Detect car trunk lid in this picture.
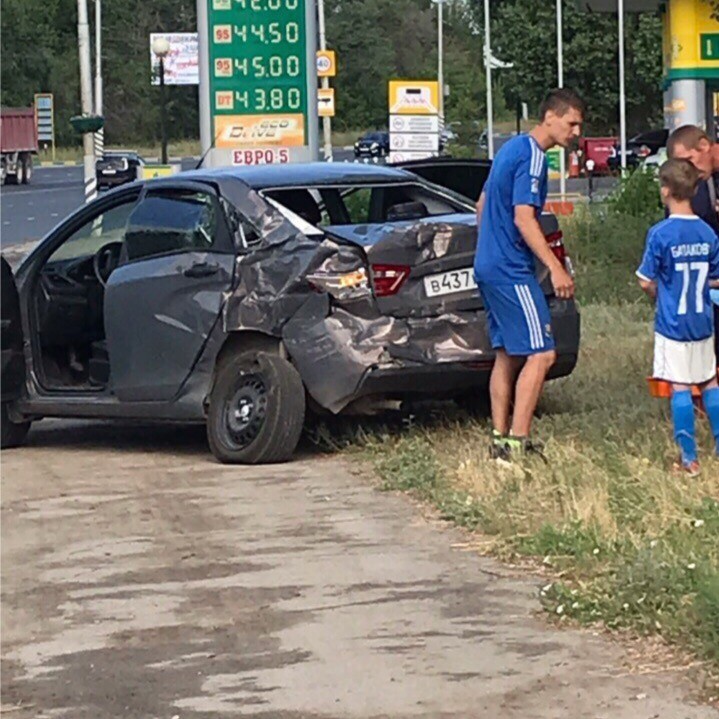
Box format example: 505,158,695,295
324,211,562,319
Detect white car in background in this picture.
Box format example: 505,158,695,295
642,146,667,171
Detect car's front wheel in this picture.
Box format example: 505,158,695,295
207,351,305,464
1,402,31,449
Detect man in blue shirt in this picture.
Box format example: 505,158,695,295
637,158,719,476
474,88,584,459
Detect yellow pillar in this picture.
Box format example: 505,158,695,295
663,0,719,135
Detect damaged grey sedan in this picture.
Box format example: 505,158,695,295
0,161,579,463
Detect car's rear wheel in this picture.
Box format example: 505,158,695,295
207,351,305,464
21,155,32,184
1,402,31,449
13,161,25,186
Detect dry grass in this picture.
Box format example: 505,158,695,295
367,303,719,677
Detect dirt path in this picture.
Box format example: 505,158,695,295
2,420,716,718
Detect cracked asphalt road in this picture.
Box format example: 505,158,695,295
2,420,716,718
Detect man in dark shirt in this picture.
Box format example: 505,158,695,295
667,125,719,234
667,125,719,358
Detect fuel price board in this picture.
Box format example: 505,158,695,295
198,0,318,166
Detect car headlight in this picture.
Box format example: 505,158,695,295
370,142,378,149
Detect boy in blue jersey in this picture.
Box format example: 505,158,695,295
637,159,719,476
474,88,584,459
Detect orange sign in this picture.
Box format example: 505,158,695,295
215,114,306,148
388,80,439,116
317,50,337,77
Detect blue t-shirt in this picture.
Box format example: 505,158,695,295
636,216,719,341
474,134,548,283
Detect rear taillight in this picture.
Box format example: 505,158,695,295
545,230,568,264
371,264,410,297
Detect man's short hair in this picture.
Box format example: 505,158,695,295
539,88,586,120
658,158,700,201
667,125,710,157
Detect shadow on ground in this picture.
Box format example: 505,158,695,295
20,399,490,462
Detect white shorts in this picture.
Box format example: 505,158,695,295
653,333,717,385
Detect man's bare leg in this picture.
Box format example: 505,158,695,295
510,350,556,437
489,350,521,435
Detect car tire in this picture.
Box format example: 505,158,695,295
21,155,31,184
13,161,24,186
207,351,305,464
1,402,31,449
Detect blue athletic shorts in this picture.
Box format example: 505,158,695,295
478,278,555,356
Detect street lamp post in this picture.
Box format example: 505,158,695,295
433,0,446,125
94,0,103,158
152,36,170,165
484,0,494,159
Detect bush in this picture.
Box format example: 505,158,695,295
606,167,663,220
561,205,656,305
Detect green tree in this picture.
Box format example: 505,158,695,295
488,0,663,134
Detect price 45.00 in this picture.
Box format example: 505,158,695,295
214,55,301,78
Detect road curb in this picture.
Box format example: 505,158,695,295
39,161,82,167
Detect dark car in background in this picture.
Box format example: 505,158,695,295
96,151,145,190
606,129,668,172
354,131,390,158
1,161,579,464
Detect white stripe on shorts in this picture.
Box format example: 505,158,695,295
521,285,544,349
515,284,543,350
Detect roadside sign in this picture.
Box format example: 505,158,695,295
389,133,439,152
141,164,180,180
388,81,439,116
233,148,290,165
388,80,440,163
318,88,335,117
390,114,439,134
317,50,336,77
150,33,199,85
197,0,319,167
388,151,435,163
34,93,55,156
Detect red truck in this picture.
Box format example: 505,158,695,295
1,107,38,185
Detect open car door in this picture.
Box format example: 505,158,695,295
1,256,25,403
391,157,491,204
1,254,32,448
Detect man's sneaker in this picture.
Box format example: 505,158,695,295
490,433,548,464
672,459,701,477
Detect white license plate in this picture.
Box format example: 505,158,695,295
423,268,477,298
102,169,117,175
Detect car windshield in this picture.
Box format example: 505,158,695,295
262,181,472,228
363,133,385,141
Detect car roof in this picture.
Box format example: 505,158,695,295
179,162,418,189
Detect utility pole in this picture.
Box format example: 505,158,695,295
437,0,444,126
483,0,494,159
618,0,627,170
77,0,96,202
317,0,332,161
94,0,104,159
557,0,566,197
